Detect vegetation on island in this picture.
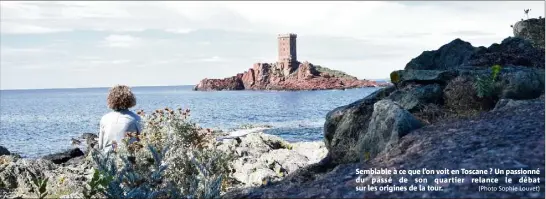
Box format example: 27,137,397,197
314,65,357,79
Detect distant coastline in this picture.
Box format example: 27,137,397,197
0,85,194,92
1,79,390,91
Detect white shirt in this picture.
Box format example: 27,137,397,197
98,110,142,153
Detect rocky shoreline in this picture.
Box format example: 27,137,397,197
0,132,326,198
224,97,545,198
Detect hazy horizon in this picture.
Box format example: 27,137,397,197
1,1,544,90
0,78,393,91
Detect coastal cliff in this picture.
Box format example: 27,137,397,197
194,61,382,91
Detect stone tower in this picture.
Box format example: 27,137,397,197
277,33,297,62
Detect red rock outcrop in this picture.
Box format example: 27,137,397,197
194,73,244,91
194,61,386,91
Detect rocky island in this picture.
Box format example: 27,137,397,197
194,34,385,91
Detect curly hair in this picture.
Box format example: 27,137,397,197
107,85,136,110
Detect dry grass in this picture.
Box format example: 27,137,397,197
443,76,496,115
413,103,482,126
412,103,448,125
0,155,16,166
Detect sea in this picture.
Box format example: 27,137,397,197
0,85,379,158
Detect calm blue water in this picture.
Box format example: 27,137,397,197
0,86,378,158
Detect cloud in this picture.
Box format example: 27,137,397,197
199,56,223,62
1,47,46,53
101,34,142,48
0,1,544,89
150,59,179,65
0,22,71,34
447,30,497,37
89,59,131,65
1,1,543,44
164,28,194,34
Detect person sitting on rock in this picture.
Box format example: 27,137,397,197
98,85,142,153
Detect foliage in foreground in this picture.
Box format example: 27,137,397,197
443,76,488,115
474,64,502,99
86,108,235,199
27,169,49,199
443,65,503,115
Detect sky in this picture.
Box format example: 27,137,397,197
1,1,544,90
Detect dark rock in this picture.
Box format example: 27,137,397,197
357,99,423,160
326,67,543,165
497,67,545,99
80,133,97,140
494,98,544,111
387,83,443,112
405,35,544,70
81,133,98,151
464,37,545,69
390,69,458,85
405,38,476,70
396,66,544,104
513,18,545,49
323,86,396,164
0,146,9,156
42,148,84,164
455,66,544,100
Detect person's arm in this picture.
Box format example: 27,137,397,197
134,114,143,134
134,121,141,134
98,119,105,150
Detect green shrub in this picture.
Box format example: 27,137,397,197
89,144,178,199
475,65,502,98
27,169,48,199
314,65,357,79
82,169,113,199
88,107,235,199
